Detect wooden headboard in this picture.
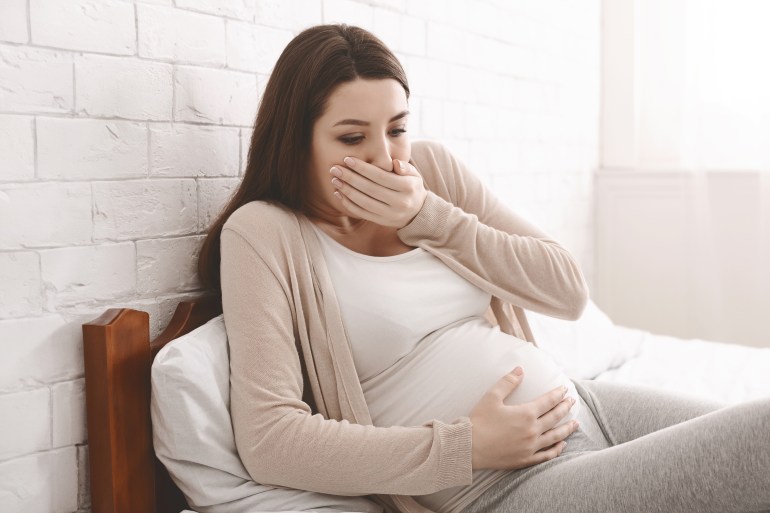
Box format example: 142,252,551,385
82,294,223,513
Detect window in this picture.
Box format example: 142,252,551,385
602,0,770,171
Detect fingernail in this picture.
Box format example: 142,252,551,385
573,421,580,429
513,367,523,376
333,191,342,200
331,177,342,188
569,397,576,405
344,156,355,166
399,159,406,170
330,166,342,177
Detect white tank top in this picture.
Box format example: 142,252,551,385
310,223,580,513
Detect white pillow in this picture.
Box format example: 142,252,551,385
525,299,646,380
150,314,384,513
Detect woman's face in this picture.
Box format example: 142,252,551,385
307,77,411,218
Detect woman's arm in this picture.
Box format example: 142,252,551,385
397,141,589,320
221,226,473,496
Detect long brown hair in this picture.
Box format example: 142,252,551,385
197,24,410,293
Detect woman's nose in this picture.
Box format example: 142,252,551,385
365,137,394,172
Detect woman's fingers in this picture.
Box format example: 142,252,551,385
529,439,568,466
537,396,576,431
331,167,399,206
340,156,406,191
333,190,380,222
531,385,570,418
329,156,426,229
537,418,578,452
333,179,390,217
391,157,422,177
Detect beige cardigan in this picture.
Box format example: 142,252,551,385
220,140,589,513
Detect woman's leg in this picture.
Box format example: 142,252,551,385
574,379,729,444
460,380,770,513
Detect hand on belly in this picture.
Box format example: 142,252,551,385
498,342,581,427
360,319,581,429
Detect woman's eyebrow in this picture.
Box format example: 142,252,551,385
333,110,409,127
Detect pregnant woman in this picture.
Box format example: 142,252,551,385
198,24,770,513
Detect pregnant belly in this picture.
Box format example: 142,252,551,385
361,317,581,428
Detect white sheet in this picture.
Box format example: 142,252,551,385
527,300,769,405
590,327,770,405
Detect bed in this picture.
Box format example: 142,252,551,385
81,295,770,513
82,295,221,513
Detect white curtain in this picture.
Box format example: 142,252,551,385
680,0,770,172
599,0,770,346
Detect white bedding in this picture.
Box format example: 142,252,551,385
527,301,770,405
590,327,770,405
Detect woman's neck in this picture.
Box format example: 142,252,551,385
306,204,384,236
303,196,375,237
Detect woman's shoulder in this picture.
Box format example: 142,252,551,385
222,200,300,243
409,139,462,198
410,139,454,169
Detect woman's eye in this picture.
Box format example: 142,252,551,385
338,128,407,145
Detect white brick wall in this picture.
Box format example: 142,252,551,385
0,46,74,113
0,0,29,44
0,447,78,513
0,183,93,248
76,54,174,119
138,4,227,65
38,118,149,179
0,1,599,511
30,0,136,55
0,115,35,181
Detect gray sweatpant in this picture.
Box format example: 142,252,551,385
459,379,770,513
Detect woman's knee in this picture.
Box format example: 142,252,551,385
736,396,770,434
712,397,770,469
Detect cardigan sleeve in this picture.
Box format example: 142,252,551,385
397,141,589,320
220,227,473,496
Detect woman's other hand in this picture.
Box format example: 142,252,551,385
468,367,580,471
329,156,428,229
